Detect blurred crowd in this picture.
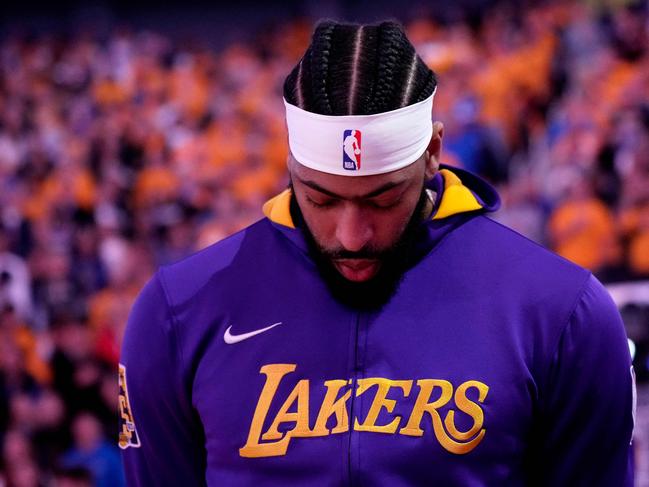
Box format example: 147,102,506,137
0,1,647,485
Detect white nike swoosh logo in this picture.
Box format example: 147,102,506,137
223,322,282,344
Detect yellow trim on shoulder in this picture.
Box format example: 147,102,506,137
432,169,483,220
262,189,296,229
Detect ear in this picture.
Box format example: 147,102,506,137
424,121,444,180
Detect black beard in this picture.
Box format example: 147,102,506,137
290,187,429,311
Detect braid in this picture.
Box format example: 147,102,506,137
366,22,405,114
413,68,438,103
309,21,336,115
283,59,301,107
283,19,437,116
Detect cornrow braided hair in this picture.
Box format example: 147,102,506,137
284,20,437,116
309,22,336,115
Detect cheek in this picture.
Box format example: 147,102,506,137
373,207,415,245
296,199,337,245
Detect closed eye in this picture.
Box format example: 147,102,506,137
306,195,337,208
368,199,400,209
366,190,405,209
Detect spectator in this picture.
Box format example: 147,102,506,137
0,229,33,324
60,412,125,487
548,173,621,273
2,429,42,487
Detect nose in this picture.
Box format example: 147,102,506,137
335,204,373,252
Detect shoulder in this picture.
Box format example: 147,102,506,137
563,273,626,346
157,218,273,307
447,215,590,285
430,215,596,335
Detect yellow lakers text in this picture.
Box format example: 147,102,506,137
240,364,489,458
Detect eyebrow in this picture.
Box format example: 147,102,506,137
295,176,406,200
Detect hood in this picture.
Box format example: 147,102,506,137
262,164,500,230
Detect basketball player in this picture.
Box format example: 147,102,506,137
120,20,635,485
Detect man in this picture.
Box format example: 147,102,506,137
120,20,635,485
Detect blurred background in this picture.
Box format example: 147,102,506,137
0,0,648,485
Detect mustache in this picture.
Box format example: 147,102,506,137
320,247,386,260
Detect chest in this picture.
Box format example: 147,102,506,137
187,282,541,486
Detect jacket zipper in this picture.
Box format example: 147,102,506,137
347,312,363,486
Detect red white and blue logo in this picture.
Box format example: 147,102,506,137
342,130,362,171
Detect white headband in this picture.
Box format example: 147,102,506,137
284,89,436,176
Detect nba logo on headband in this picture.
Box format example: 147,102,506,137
342,130,361,171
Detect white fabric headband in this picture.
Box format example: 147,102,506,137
284,88,436,176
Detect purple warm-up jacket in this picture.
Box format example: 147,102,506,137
120,166,634,486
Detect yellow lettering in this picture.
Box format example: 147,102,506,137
354,378,413,434
400,379,453,437
444,380,489,442
241,365,490,458
312,379,352,435
262,379,312,440
239,364,296,458
400,379,487,455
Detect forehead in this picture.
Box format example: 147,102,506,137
289,153,424,198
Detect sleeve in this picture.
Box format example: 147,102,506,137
528,274,635,486
119,271,207,486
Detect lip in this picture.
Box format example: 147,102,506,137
332,259,381,282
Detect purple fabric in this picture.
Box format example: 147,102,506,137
120,166,633,486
